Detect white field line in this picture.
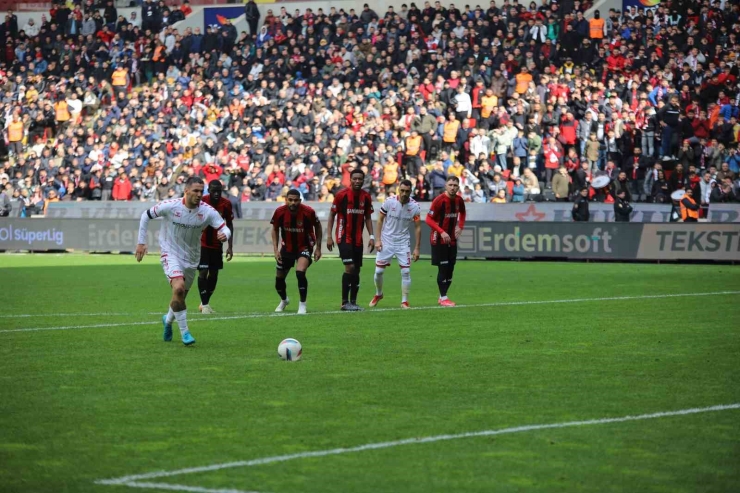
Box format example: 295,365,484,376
3,291,739,334
115,483,261,493
96,403,740,492
0,312,250,319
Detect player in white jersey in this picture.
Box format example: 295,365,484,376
369,180,422,309
136,177,231,346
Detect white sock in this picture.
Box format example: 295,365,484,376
440,295,448,301
166,307,175,324
374,266,385,295
173,309,188,335
401,268,411,303
299,301,306,308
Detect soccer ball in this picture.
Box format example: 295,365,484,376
277,338,302,361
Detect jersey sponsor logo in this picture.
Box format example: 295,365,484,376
173,221,203,229
284,227,304,233
444,213,457,218
346,208,365,214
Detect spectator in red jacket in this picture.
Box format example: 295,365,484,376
112,172,132,201
202,164,223,183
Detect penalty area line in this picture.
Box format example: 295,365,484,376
3,290,740,334
95,403,740,491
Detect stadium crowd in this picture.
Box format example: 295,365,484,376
1,0,740,218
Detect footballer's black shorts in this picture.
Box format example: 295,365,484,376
338,243,364,267
431,243,457,266
277,248,313,271
199,247,223,270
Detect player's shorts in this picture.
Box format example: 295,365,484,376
431,243,458,266
277,248,313,271
160,254,196,291
338,243,364,267
198,247,223,270
376,242,412,268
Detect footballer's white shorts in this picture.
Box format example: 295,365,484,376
160,254,196,291
375,242,412,269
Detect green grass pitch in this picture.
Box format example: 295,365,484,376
1,254,739,493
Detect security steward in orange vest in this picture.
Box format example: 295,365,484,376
442,114,461,154
7,115,24,156
589,10,605,40
55,99,70,130
404,130,424,178
680,188,700,222
111,66,129,91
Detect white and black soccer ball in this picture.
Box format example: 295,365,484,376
277,338,302,361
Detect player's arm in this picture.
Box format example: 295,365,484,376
375,207,387,252
208,208,230,243
225,202,234,261
271,222,281,262
455,199,466,239
136,201,170,261
365,196,375,253
270,208,281,261
326,208,336,251
313,214,323,261
425,201,451,244
136,209,150,262
413,213,422,261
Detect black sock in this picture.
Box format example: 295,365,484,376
349,271,360,303
446,265,454,296
207,270,219,303
342,272,351,304
437,266,449,297
275,276,287,301
296,270,308,302
198,275,209,304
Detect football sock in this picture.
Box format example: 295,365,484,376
173,309,189,336
197,276,209,305
296,270,308,302
165,307,175,324
275,276,287,301
437,266,448,297
341,273,351,304
349,271,360,303
445,265,454,296
206,270,219,303
374,266,385,295
400,267,411,302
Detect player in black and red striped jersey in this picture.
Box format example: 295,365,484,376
425,176,466,307
326,168,375,311
271,189,323,315
197,180,234,314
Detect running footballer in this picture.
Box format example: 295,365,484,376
197,180,234,314
271,189,323,315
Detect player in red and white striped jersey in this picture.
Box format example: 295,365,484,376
136,176,231,346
